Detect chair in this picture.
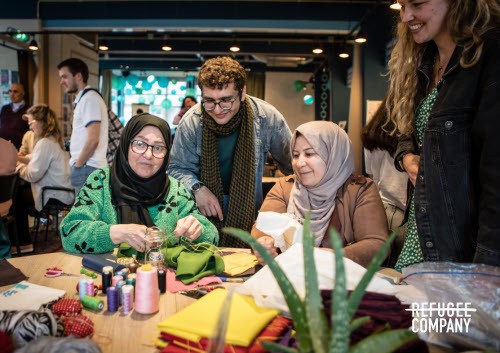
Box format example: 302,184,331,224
31,186,75,252
0,173,21,256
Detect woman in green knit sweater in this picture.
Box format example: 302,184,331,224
60,113,218,254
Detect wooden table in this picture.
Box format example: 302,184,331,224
1,252,198,353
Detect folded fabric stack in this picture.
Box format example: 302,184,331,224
156,288,289,352
220,252,259,277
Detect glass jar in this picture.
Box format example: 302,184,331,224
144,226,166,268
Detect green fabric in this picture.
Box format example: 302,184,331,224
395,82,441,272
218,129,239,195
162,243,225,284
60,167,219,254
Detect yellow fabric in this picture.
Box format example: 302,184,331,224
157,288,279,347
223,252,259,276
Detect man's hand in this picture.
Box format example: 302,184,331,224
110,224,147,252
403,153,420,186
194,186,223,221
254,236,279,265
174,215,202,242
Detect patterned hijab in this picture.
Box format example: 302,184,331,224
110,113,172,226
287,121,354,245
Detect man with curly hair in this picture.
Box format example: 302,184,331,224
168,57,292,247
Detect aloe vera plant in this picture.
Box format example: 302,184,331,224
224,213,418,353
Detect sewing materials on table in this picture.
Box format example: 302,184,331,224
217,276,247,283
82,255,125,274
157,288,280,347
121,285,134,314
158,269,166,293
135,264,159,314
76,283,101,296
126,273,137,287
166,268,222,293
81,296,104,311
112,275,123,287
78,278,88,300
179,286,225,299
80,268,97,278
220,252,259,276
116,280,126,305
102,265,114,275
62,314,94,338
107,287,118,312
44,267,80,278
85,279,95,297
102,270,112,294
128,262,138,274
51,298,82,316
145,226,166,268
116,268,130,281
0,260,27,287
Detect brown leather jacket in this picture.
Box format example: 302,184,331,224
251,175,389,267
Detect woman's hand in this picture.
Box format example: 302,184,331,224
254,236,279,265
403,153,420,186
174,216,202,242
110,224,147,252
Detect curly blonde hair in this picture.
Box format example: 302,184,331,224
198,56,247,92
24,104,64,149
385,0,500,136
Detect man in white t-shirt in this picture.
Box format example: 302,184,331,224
58,58,108,194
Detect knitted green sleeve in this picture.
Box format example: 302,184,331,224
60,168,116,254
174,178,219,245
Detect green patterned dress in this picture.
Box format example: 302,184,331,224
395,83,441,272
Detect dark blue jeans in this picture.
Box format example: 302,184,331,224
71,164,97,196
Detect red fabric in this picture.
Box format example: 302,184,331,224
62,314,94,338
0,330,14,353
159,316,291,353
166,269,222,293
52,299,82,316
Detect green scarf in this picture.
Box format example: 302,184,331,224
200,98,255,247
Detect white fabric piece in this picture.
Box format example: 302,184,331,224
243,243,397,314
0,281,66,311
255,212,303,252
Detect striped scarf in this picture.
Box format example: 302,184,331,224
200,97,255,247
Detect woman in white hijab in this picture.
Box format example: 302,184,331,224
251,121,388,267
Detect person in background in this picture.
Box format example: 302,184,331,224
0,138,18,259
361,96,408,267
0,83,29,149
173,96,197,125
251,121,388,268
60,113,218,254
17,130,37,164
58,58,108,195
169,57,293,247
386,0,500,269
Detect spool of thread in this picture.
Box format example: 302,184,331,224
122,285,134,314
86,279,95,297
81,295,104,311
102,266,114,275
112,275,123,287
107,287,118,312
116,280,126,305
127,273,137,280
126,277,136,287
102,271,112,294
134,264,159,314
76,283,100,295
158,269,166,294
128,262,138,274
116,268,130,280
78,278,88,301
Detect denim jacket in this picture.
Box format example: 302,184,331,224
395,29,500,266
168,95,293,213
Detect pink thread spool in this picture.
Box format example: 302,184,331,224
134,264,159,314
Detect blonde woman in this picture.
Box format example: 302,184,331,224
19,104,73,211
385,0,500,269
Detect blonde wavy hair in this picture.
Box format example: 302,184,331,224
24,104,64,149
385,0,500,136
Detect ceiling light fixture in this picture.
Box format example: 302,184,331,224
28,39,39,51
354,31,367,43
98,41,109,51
339,45,349,58
390,3,402,10
162,43,172,51
312,45,323,54
229,40,240,52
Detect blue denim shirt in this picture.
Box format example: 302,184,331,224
168,95,293,213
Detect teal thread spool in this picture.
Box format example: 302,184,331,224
81,295,104,311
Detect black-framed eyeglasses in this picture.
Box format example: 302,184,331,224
202,95,239,111
130,140,167,159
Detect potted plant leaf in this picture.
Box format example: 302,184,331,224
224,212,418,353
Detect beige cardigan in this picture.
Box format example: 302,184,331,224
251,175,389,268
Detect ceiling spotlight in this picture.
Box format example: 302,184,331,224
390,3,402,10
230,43,240,52
312,47,323,54
354,31,367,44
28,39,39,51
162,43,172,51
339,46,349,58
98,41,109,51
